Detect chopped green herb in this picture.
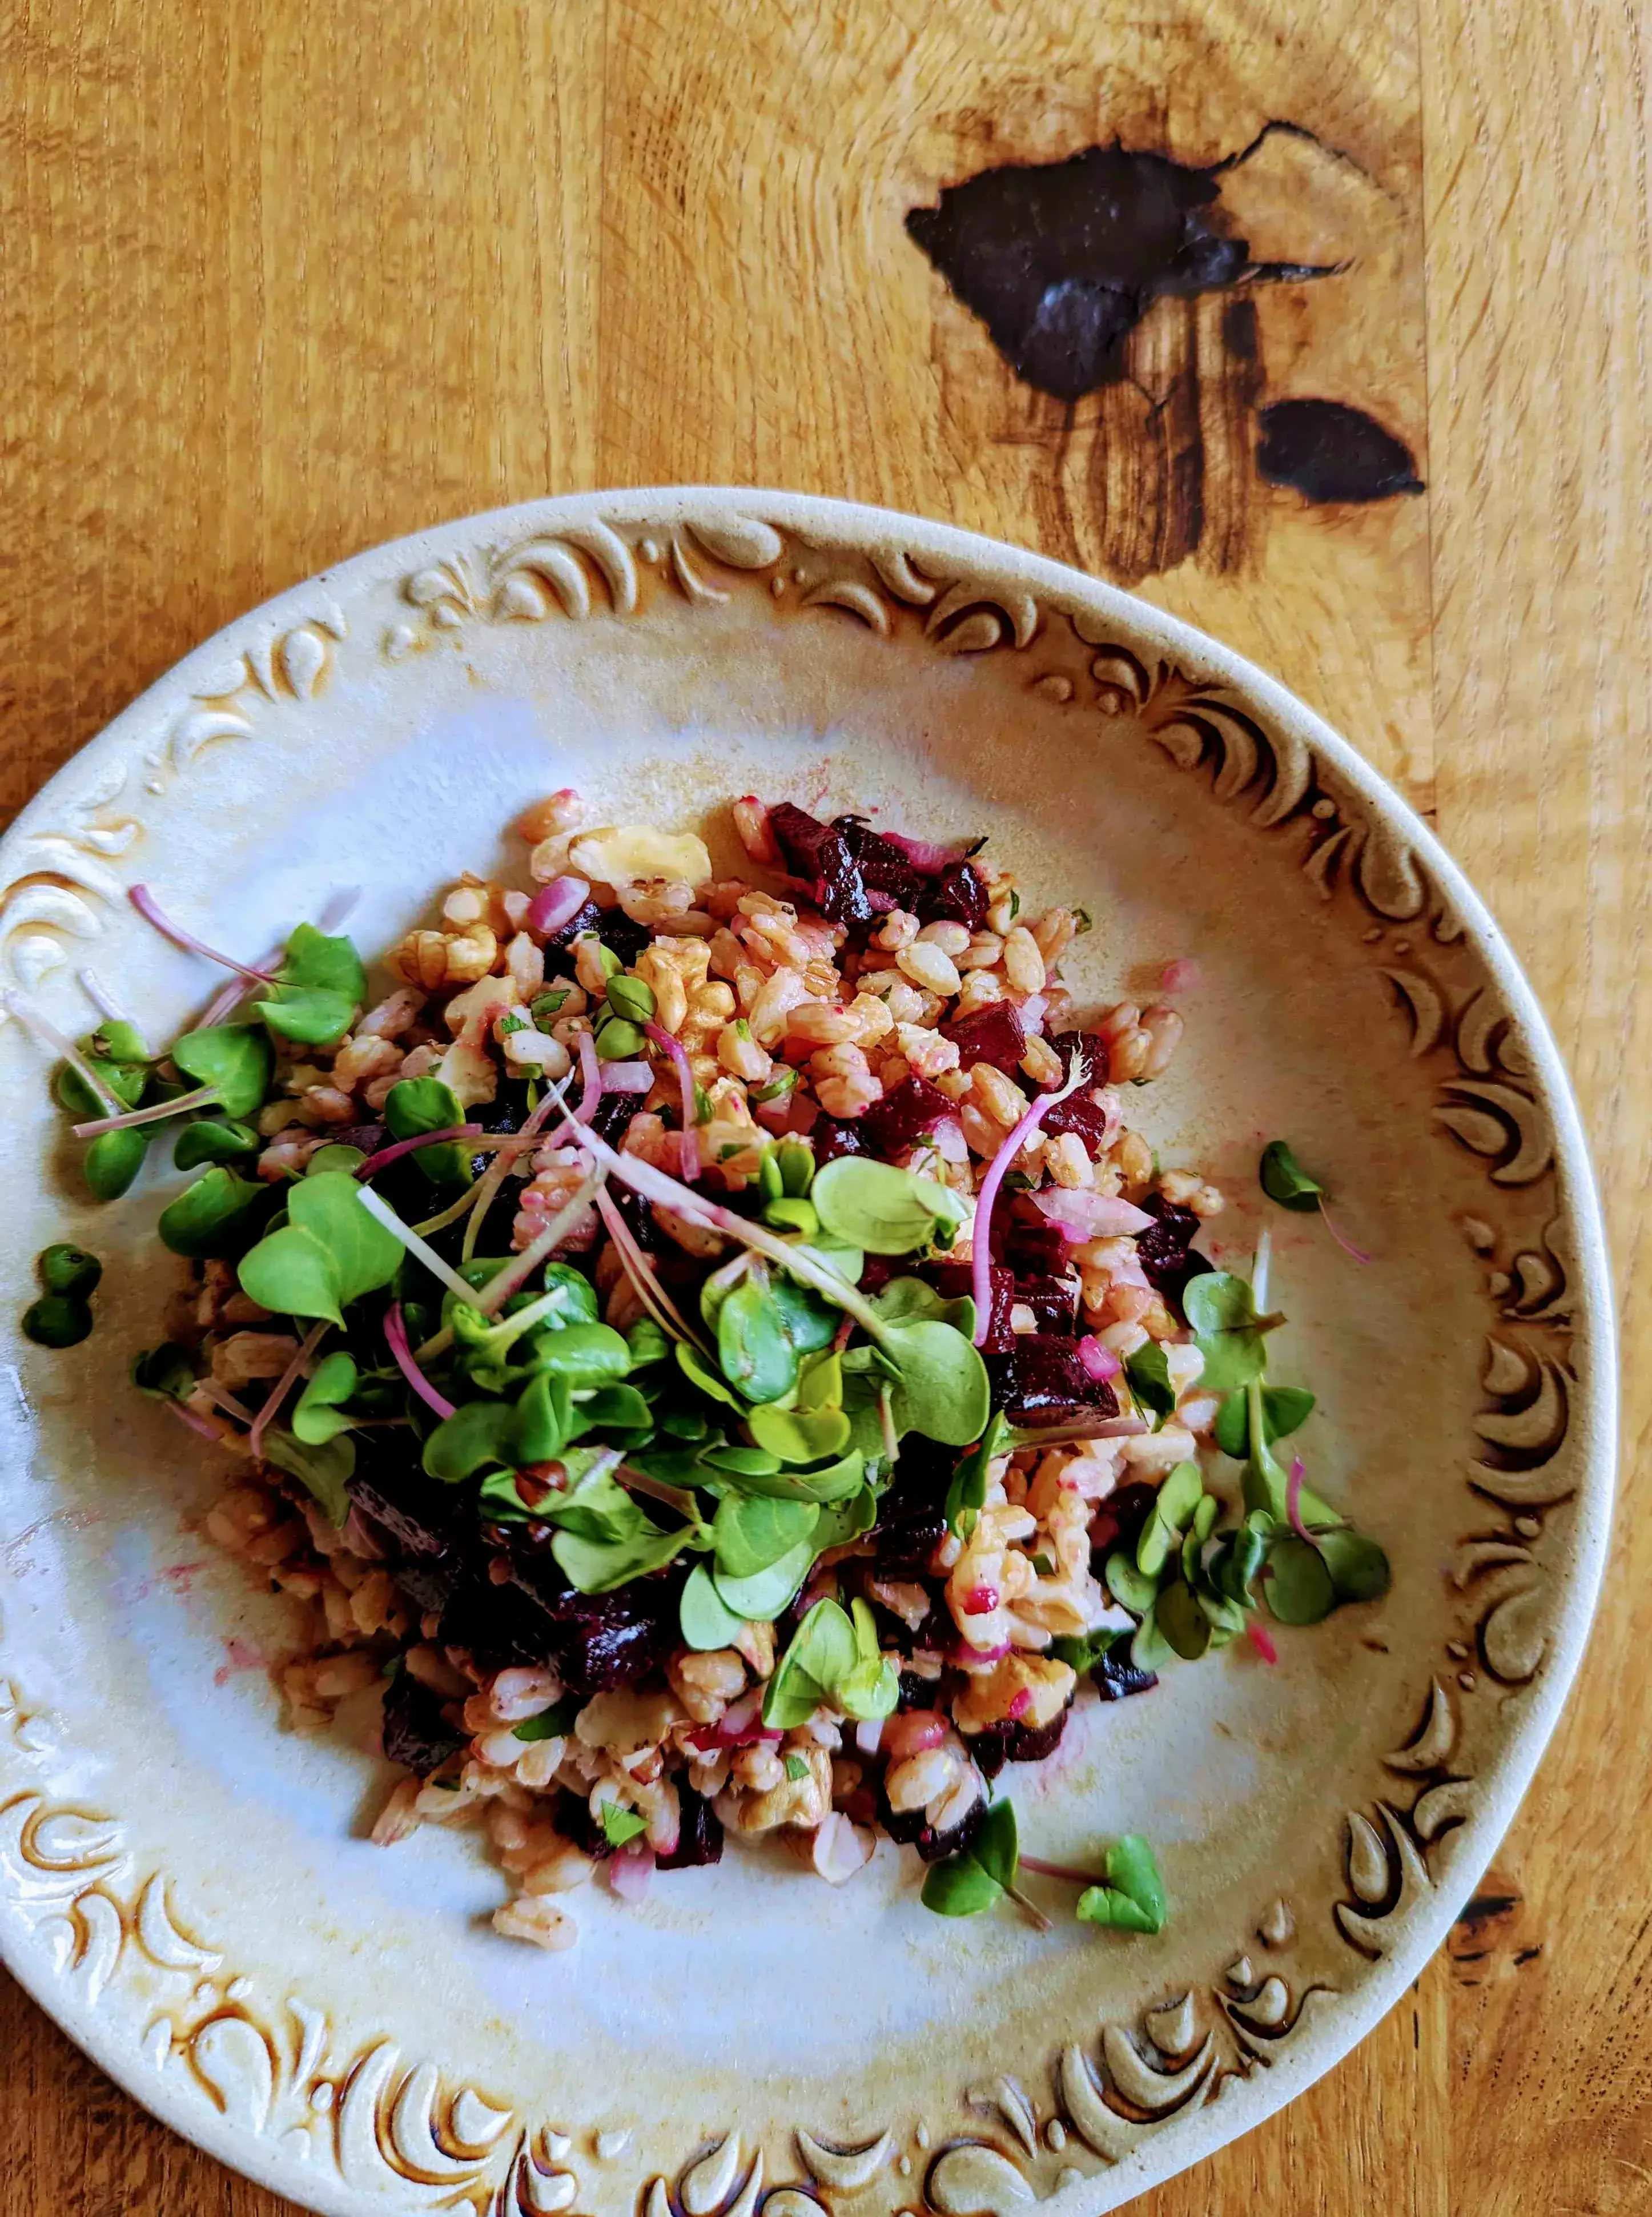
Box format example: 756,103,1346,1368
783,1753,809,1782
599,1803,649,1848
1259,1139,1325,1212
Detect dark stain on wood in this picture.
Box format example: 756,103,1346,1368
907,123,1420,580
1448,1870,1531,1981
1257,397,1424,501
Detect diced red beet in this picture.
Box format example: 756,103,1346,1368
939,999,1026,1074
333,1122,388,1155
927,1258,1013,1351
500,1561,686,1693
590,1092,638,1144
1044,1029,1110,1088
1092,1633,1159,1702
873,1436,955,1576
961,1701,1072,1773
989,1201,1070,1275
986,1336,1121,1425
1086,1481,1160,1564
812,1116,871,1166
657,1788,724,1869
768,804,875,925
540,896,604,958
1134,1192,1213,1319
554,1787,617,1859
833,817,925,913
878,1776,989,1862
918,860,988,930
381,1668,465,1776
1015,1272,1080,1334
859,1077,959,1158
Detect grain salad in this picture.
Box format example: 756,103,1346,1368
17,790,1388,1949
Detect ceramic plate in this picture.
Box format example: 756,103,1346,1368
0,491,1612,2217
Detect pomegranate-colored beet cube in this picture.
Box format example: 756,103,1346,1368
874,1436,955,1578
834,817,925,913
590,1092,638,1144
657,1789,724,1869
1039,1086,1114,1150
860,1076,956,1155
940,999,1026,1075
381,1668,465,1776
1134,1192,1213,1318
503,1563,685,1693
918,860,988,930
986,1336,1120,1425
768,803,875,925
812,1116,870,1166
926,1258,1014,1351
1015,1273,1080,1334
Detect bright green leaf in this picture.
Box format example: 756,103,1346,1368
171,1026,272,1120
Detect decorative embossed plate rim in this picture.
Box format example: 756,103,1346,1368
0,489,1614,2217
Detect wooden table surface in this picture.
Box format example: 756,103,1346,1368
2,2,1648,2211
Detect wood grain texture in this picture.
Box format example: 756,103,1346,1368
0,0,1646,2210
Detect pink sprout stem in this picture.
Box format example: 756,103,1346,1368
1,991,130,1115
167,1398,226,1441
1285,1455,1319,1550
76,969,134,1029
249,1321,331,1460
1019,1855,1102,1886
645,1021,700,1180
71,1081,220,1138
353,1124,482,1177
970,1053,1088,1347
1320,1203,1373,1266
594,1186,705,1351
385,1303,456,1419
128,885,278,982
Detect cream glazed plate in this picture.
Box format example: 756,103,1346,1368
0,491,1613,2217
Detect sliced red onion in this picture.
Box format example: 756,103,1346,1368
601,1061,653,1094
882,1712,948,1759
864,889,899,914
645,1022,700,1179
881,831,977,876
353,1124,482,1177
71,1081,220,1138
1033,1189,1156,1240
575,1029,602,1123
1077,1336,1122,1383
128,885,278,981
525,877,591,939
1160,957,1201,993
384,1302,456,1419
248,1320,329,1460
1018,993,1048,1035
1006,1687,1033,1721
970,1052,1089,1346
340,1508,386,1560
963,1584,999,1613
1247,1621,1279,1664
608,1841,654,1902
853,1717,885,1758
